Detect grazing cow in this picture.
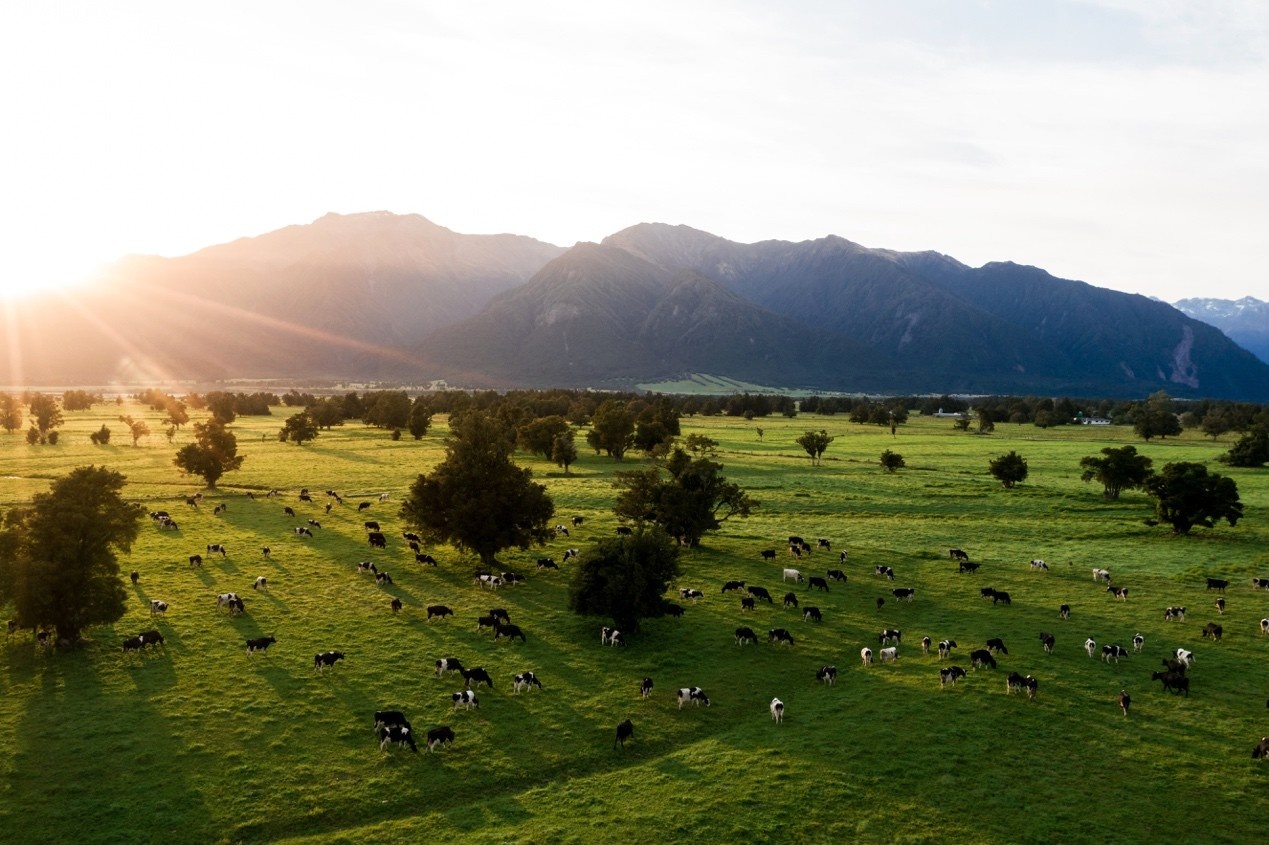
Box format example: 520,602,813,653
875,565,895,581
677,687,711,709
879,646,899,664
679,588,704,601
364,521,381,532
860,647,873,666
493,623,526,643
664,602,685,618
217,592,240,608
759,549,777,561
1174,648,1194,669
477,615,499,634
1206,577,1229,592
787,536,806,547
403,531,421,542
298,492,312,503
1151,671,1190,696
358,502,372,512
1261,618,1269,635
735,627,758,646
770,697,785,723
1029,559,1049,571
261,546,271,559
768,628,795,646
374,710,410,731
958,561,981,574
463,667,494,689
722,580,746,594
357,561,378,574
1084,638,1097,658
122,635,145,653
514,671,543,693
489,608,511,624
245,635,276,655
375,571,393,586
214,505,227,516
314,651,345,671
1203,622,1223,641
826,569,847,583
640,677,654,699
892,587,915,602
1021,675,1039,701
1092,568,1111,583
1162,658,1187,675
747,586,773,603
839,551,849,564
227,596,245,615
992,591,1012,606
921,635,931,655
1040,632,1055,654
783,568,804,584
477,574,503,590
970,649,997,670
130,570,139,584
306,519,321,529
571,516,585,527
378,724,419,753
426,726,455,753
1059,604,1071,620
949,549,969,562
803,606,822,623
1101,644,1128,663
1132,633,1145,653
879,628,902,645
452,690,480,711
368,532,386,548
188,554,203,568
940,666,967,688
808,576,829,592
1253,737,1269,759
614,719,634,749
253,576,267,591
783,592,799,609
284,506,296,517
938,639,958,659
817,665,837,685
980,587,997,600
1253,577,1269,591
615,526,632,536
149,599,168,616
537,558,559,571
562,548,580,562
293,527,313,537
554,525,569,536
390,597,402,613
876,597,885,612
740,597,756,612
1006,671,1028,696
207,544,227,557
817,538,831,550
416,553,438,567
1119,690,1132,716
378,493,390,502
1106,585,1129,601
986,637,1009,654
185,496,199,508
1164,606,1186,622
1215,597,1226,615
435,657,465,677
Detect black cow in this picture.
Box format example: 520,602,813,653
768,628,795,646
138,629,164,648
1203,622,1223,641
314,651,345,671
722,580,746,593
949,549,969,561
130,570,139,584
958,561,980,574
403,531,421,542
615,526,633,536
390,597,402,613
986,637,1009,654
735,626,758,646
892,587,915,602
747,586,773,603
970,649,997,669
803,606,822,623
783,592,799,609
368,532,387,548
1059,604,1071,619
426,726,455,753
1206,577,1229,592
284,506,296,517
614,719,634,749
463,667,494,689
571,516,585,527
760,549,777,560
1152,670,1190,696
992,591,1012,605
826,569,847,582
188,554,203,568
808,576,830,592
358,501,372,512
740,597,755,611
663,603,685,618
489,608,511,624
246,635,276,655
1039,632,1055,654
122,635,145,653
1253,737,1269,759
493,623,526,643
374,710,410,731
364,521,381,532
416,553,438,566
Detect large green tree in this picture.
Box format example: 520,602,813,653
279,412,319,445
28,393,63,444
796,430,834,466
1145,462,1243,535
0,393,22,434
567,527,681,633
173,419,244,488
364,391,411,429
400,411,555,566
988,451,1029,488
613,447,755,547
1080,445,1155,499
517,415,570,459
587,400,636,461
1133,391,1182,441
1219,425,1269,468
552,429,578,475
0,466,144,644
118,415,151,447
408,399,433,440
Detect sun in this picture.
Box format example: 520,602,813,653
0,250,102,301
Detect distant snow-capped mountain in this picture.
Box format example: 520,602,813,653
1173,297,1269,365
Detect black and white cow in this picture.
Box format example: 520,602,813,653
722,580,746,594
949,549,969,561
892,587,916,602
130,570,140,584
679,588,704,601
940,666,967,688
374,710,411,731
435,657,465,677
782,592,799,609
802,606,822,623
1102,644,1128,663
770,697,785,723
375,570,393,586
188,554,203,568
735,626,758,646
1059,604,1071,619
986,637,1008,654
261,546,271,559
839,551,849,564
451,690,480,711
938,639,958,659
768,628,795,646
860,647,873,666
817,665,837,685
1261,618,1269,635
878,628,902,645
640,677,654,699
1118,690,1132,717
1132,633,1145,653
493,623,526,643
426,726,455,752
677,687,711,709
1029,559,1049,570
970,649,997,670
1085,637,1097,658
149,599,168,616
513,671,543,693
1164,606,1186,621
314,651,345,670
463,667,494,689
537,558,559,571
1215,597,1226,615
1253,577,1269,591
826,569,847,583
207,543,227,557
571,516,585,527
293,527,313,538
246,635,276,655
253,576,267,591
874,565,895,581
1106,585,1129,601
1092,568,1111,582
416,553,438,566
817,538,831,550
378,724,419,752
306,519,321,529
1039,632,1055,654
477,574,503,590
217,591,240,608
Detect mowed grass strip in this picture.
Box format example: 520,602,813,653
1,404,1267,844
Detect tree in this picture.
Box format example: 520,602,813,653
552,430,578,475
118,415,151,447
62,390,99,411
1133,391,1182,441
408,399,433,440
517,415,570,459
400,411,555,566
977,409,995,434
796,430,834,466
364,391,411,429
279,412,319,445
173,419,244,488
204,391,237,424
1080,445,1154,499
879,449,905,472
988,451,1029,489
567,527,681,633
28,393,62,444
587,400,636,460
0,466,144,644
613,448,756,547
1219,425,1269,468
163,397,190,431
1,393,23,433
89,425,111,445
1144,462,1242,535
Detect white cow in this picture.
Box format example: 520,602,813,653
782,568,804,583
770,697,784,723
860,647,873,666
879,647,898,664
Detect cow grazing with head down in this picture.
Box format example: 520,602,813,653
783,568,804,584
253,576,267,591
879,647,898,664
874,565,895,581
493,623,526,643
940,666,967,688
740,597,755,611
980,587,997,600
677,687,711,709
207,543,227,557
949,549,969,562
768,628,795,646
1029,559,1049,571
817,665,837,685
1151,670,1190,696
188,554,203,568
640,677,655,698
149,599,168,616
760,549,777,561
1260,618,1269,635
1132,633,1144,653
808,576,830,592
1106,585,1129,601
246,635,276,655
1203,622,1223,641
803,606,822,623
782,592,799,609
368,532,386,549
878,628,901,645
374,710,410,732
1092,568,1111,583
1059,604,1071,620
1039,632,1055,654
1253,737,1269,759
614,719,634,749
314,651,345,671
992,591,1012,606
958,561,981,574
537,558,558,571
970,649,997,670
735,627,758,646
747,585,773,604
892,587,915,602
1253,577,1269,591
427,726,455,753
826,569,847,583
986,638,1008,654
722,580,746,594
452,690,480,711
514,671,543,693
463,667,494,689
435,657,465,677
378,724,418,752
938,639,957,659
1164,606,1186,622
390,597,402,613
293,527,312,538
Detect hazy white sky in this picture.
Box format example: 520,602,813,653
2,0,1266,301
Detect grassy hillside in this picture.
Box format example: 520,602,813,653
2,406,1267,844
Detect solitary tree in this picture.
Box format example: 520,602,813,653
552,430,578,475
879,449,905,473
796,430,834,466
977,409,995,434
89,424,112,445
567,527,681,633
613,448,755,547
1,393,24,433
173,419,244,488
279,412,319,445
118,415,151,447
28,394,62,444
1219,425,1269,468
988,451,1029,488
408,399,433,440
0,466,144,645
1080,445,1154,499
163,397,190,432
400,411,555,566
1144,462,1242,535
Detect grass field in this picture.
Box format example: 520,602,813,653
2,404,1267,844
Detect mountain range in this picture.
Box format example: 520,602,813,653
4,212,1267,401
1171,297,1269,367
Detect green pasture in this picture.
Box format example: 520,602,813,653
1,405,1267,844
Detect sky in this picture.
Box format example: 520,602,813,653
2,0,1267,302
